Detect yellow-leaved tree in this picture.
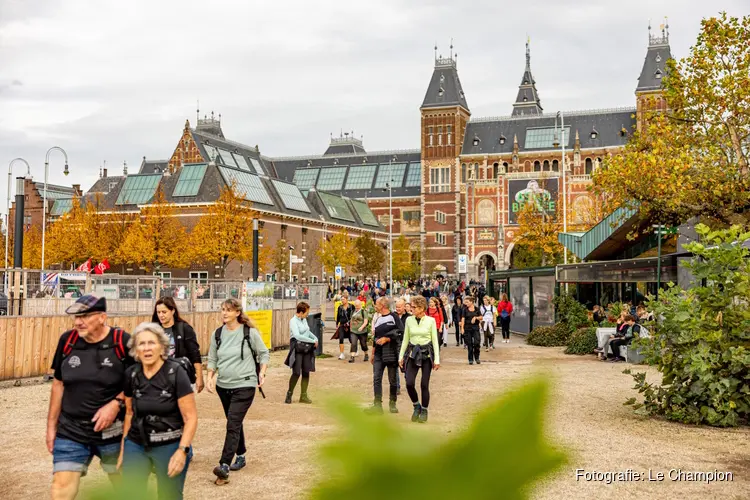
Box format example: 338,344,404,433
515,200,564,267
392,235,419,280
316,230,357,276
118,187,189,272
45,197,90,268
189,185,265,278
22,225,43,269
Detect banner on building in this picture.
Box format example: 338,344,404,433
508,178,559,225
241,282,274,348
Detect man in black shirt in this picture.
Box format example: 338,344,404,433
47,295,133,500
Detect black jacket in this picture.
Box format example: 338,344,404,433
373,312,402,364
172,321,202,365
336,304,355,326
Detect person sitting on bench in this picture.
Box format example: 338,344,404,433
609,315,640,362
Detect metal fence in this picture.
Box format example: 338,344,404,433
0,269,327,317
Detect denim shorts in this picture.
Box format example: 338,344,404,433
53,436,121,475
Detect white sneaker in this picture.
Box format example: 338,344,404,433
485,347,489,352
338,353,345,360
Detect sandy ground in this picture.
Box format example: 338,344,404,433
1,332,748,500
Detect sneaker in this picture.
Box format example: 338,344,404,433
364,401,383,415
396,388,401,396
418,408,428,423
469,360,474,365
485,347,489,352
349,356,355,363
300,393,313,404
476,359,481,365
389,401,399,414
213,463,230,480
363,353,369,362
455,343,460,347
443,343,447,348
229,455,246,471
284,391,293,404
338,353,345,360
411,403,422,422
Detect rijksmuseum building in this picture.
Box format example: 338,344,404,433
38,24,671,281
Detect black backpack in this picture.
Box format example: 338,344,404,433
214,325,266,398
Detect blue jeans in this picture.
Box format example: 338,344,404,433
122,439,192,500
53,436,120,475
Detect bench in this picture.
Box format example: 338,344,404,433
595,327,649,364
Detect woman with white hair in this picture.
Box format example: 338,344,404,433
119,322,197,499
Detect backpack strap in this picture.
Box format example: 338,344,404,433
62,330,79,357
112,328,126,361
214,327,223,350
242,325,256,362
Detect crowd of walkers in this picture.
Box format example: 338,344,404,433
46,278,509,499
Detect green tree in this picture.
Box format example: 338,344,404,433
354,233,385,278
625,224,750,427
271,239,290,281
316,230,357,276
593,13,750,228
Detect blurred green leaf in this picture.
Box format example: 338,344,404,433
310,379,566,500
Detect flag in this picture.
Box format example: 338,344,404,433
76,258,92,273
94,259,110,275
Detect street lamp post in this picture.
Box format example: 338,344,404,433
385,155,396,296
42,147,69,270
6,158,31,277
288,245,294,283
554,112,568,292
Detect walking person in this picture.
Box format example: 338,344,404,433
461,297,483,365
152,297,204,392
349,299,370,363
480,296,496,351
285,302,317,404
366,297,402,414
334,295,355,360
498,293,513,343
426,297,444,354
394,298,411,396
399,296,440,424
206,299,270,481
47,295,133,500
452,295,464,347
120,323,197,499
441,295,452,348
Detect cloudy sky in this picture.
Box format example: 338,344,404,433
0,0,745,206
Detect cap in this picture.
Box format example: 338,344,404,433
65,294,107,315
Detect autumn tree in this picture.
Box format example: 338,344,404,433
392,235,421,280
271,239,290,281
354,233,385,278
45,197,90,268
515,201,564,267
592,13,750,228
85,194,137,266
22,225,43,269
189,185,258,278
118,187,189,272
316,230,357,276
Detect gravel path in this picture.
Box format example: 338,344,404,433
0,333,748,499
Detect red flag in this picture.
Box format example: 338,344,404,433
94,259,110,275
76,258,92,273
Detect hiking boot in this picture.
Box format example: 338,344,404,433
213,464,230,480
349,356,355,363
411,403,422,422
284,391,293,404
299,393,313,404
364,401,383,415
229,455,246,471
363,353,369,362
476,359,481,365
418,408,428,424
389,400,399,414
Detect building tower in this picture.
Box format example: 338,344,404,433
420,45,470,276
635,19,672,131
511,39,543,116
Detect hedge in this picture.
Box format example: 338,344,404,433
564,327,598,355
526,323,571,347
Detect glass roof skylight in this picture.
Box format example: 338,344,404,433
374,163,406,189
272,180,311,213
345,165,376,190
351,199,379,226
115,174,162,205
405,162,422,187
316,167,348,191
173,163,207,197
294,168,319,190
318,191,355,222
218,167,274,205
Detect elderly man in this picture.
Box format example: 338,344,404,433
47,295,133,500
366,297,403,414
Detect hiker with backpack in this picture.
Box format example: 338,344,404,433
284,301,317,404
366,297,402,415
480,296,497,351
119,322,197,499
47,295,133,500
497,293,513,343
152,297,204,392
206,299,270,482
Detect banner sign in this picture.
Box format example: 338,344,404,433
508,178,559,225
241,282,274,348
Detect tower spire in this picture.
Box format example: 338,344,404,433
511,37,543,116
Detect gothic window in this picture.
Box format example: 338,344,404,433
461,163,467,183
543,160,550,171
502,162,509,173
552,159,559,172
493,162,499,179
534,161,541,172
477,199,495,225
585,158,593,175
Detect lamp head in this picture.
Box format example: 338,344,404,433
288,245,295,251
63,163,69,176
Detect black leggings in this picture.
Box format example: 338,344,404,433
349,333,368,354
500,316,511,339
455,324,462,345
405,357,433,408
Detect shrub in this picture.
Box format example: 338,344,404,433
553,292,591,334
564,327,598,355
625,224,750,427
527,323,571,347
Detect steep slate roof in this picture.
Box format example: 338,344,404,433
421,55,469,111
462,108,636,156
512,41,543,117
636,27,672,92
323,135,366,155
138,158,169,174
190,129,276,178
33,182,75,200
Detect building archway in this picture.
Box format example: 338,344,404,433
475,251,498,284
504,242,515,269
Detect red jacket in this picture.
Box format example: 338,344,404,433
427,307,443,331
498,300,513,317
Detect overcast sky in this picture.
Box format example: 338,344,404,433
0,0,746,208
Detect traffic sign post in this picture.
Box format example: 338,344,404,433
335,266,342,279
458,254,468,275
